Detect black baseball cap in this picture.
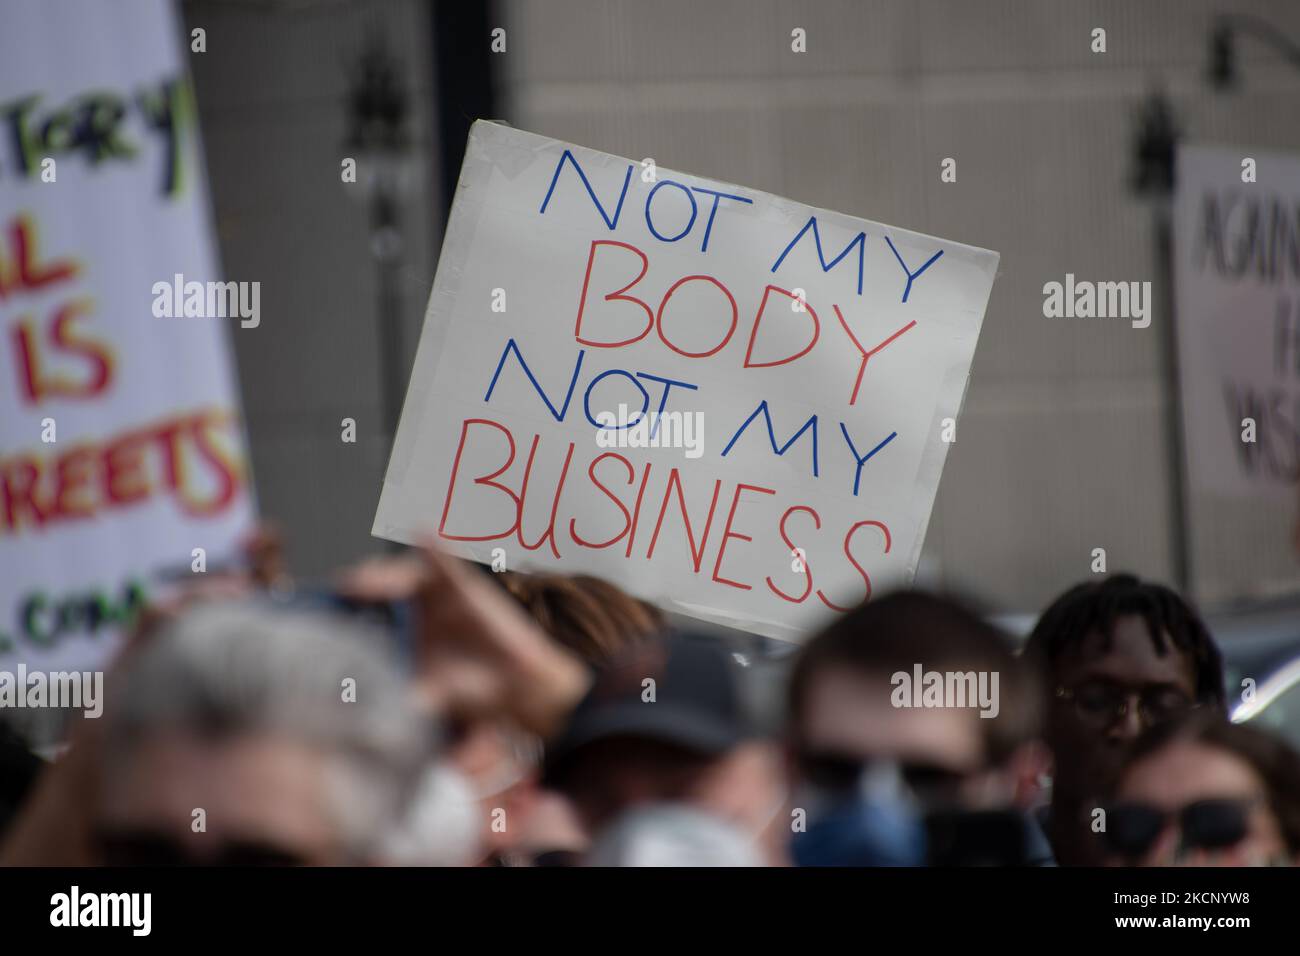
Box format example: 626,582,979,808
543,633,752,785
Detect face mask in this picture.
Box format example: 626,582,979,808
791,761,928,867
381,762,483,866
584,804,763,867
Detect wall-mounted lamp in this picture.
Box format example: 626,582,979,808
1207,13,1300,92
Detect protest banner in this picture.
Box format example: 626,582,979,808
375,121,999,639
1174,144,1300,502
0,0,255,676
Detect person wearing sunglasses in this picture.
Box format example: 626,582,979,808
785,591,1052,866
1023,574,1226,866
1104,715,1300,866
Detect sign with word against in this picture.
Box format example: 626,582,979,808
0,0,254,675
1174,145,1300,501
375,121,999,639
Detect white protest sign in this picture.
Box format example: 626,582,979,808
375,121,999,639
1174,144,1300,501
0,0,254,674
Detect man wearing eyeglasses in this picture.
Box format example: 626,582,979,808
1023,574,1227,866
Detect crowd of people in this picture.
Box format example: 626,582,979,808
1,533,1297,867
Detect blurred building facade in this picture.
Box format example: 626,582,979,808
185,0,441,585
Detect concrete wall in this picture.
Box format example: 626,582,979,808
184,0,441,581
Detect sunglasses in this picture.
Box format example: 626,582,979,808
1102,798,1259,860
1055,681,1198,730
797,749,966,802
95,828,310,867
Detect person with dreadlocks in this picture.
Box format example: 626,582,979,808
1022,573,1226,865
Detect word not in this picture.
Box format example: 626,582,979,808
486,341,897,492
540,148,945,300
152,273,260,328
50,886,151,936
0,665,103,718
890,664,1000,718
594,403,704,459
1042,274,1151,329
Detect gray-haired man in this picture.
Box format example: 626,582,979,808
94,602,432,865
